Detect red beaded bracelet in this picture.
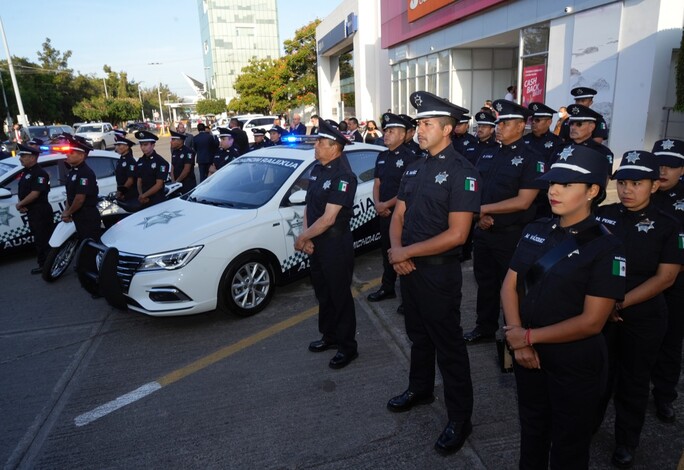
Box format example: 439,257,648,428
525,328,532,347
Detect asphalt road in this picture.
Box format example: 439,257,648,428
2,243,682,469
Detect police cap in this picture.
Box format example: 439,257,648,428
316,118,351,146
528,102,557,118
16,143,40,156
251,128,266,136
566,104,602,122
217,127,234,138
612,150,659,181
381,113,410,130
537,144,610,189
135,130,158,143
63,133,93,153
493,99,533,122
410,91,468,121
475,111,496,126
398,114,417,129
169,130,186,140
571,87,597,100
269,125,286,135
114,134,136,147
652,139,684,168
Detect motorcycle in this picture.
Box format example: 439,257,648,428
42,182,183,282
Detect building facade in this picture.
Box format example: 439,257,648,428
197,0,280,102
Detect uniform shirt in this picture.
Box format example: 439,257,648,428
405,139,427,158
510,216,625,328
653,182,684,289
524,130,562,165
476,137,544,228
17,163,50,208
250,140,273,151
596,203,684,291
477,135,499,159
66,162,99,207
373,144,420,203
559,114,609,142
171,145,196,181
115,151,137,187
305,153,358,235
397,143,480,257
136,151,169,199
451,132,480,165
213,147,240,171
549,139,613,181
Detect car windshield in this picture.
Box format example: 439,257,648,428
186,156,303,209
0,161,17,180
28,127,49,139
78,125,103,133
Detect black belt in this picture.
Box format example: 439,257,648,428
414,255,459,266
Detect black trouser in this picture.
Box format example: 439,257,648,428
473,227,523,334
598,296,667,447
378,214,396,292
515,336,607,470
198,163,211,182
27,203,55,266
401,259,473,422
73,206,101,243
651,283,684,405
309,231,357,355
180,176,196,195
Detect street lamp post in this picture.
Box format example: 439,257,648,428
0,16,26,125
148,62,166,135
137,82,145,122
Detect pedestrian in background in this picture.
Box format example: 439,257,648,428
229,118,249,155
176,121,194,150
347,117,363,142
362,119,382,144
193,123,217,182
289,114,307,135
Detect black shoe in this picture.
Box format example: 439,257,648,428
367,288,396,302
31,266,43,275
611,445,635,468
655,401,676,423
396,304,404,315
329,351,358,369
387,389,435,412
308,338,338,353
463,328,495,343
434,420,472,455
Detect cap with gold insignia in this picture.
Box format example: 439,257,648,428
475,111,496,127
566,104,603,122
16,143,40,156
409,91,468,120
652,139,684,168
398,114,417,129
492,99,533,122
537,144,610,188
381,113,410,130
251,128,267,136
571,87,597,100
612,150,659,181
170,130,186,140
316,117,351,146
134,130,159,143
528,102,557,118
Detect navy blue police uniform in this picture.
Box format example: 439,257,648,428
650,138,684,422
213,128,241,171
595,151,684,461
525,102,562,218
16,144,55,268
398,114,428,158
171,136,197,194
268,126,286,146
66,159,101,242
249,128,272,151
134,131,169,207
451,115,480,165
474,111,498,159
559,87,609,143
113,136,138,201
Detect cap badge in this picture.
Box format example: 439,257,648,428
532,104,538,111
435,171,448,185
571,107,580,115
661,139,675,150
495,103,503,112
383,114,389,122
477,113,484,119
576,88,584,95
413,95,423,107
636,219,655,233
625,151,640,163
558,146,574,161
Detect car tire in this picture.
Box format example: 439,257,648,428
218,253,275,317
42,235,79,282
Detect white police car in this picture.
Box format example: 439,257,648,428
77,138,383,317
0,151,119,255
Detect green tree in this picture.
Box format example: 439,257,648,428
231,58,284,113
196,98,227,115
72,97,141,124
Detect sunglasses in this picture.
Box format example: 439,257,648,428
569,121,585,127
532,118,549,123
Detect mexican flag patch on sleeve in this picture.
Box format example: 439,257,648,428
464,177,478,192
612,257,626,277
338,180,349,192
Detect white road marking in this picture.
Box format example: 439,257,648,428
74,382,161,427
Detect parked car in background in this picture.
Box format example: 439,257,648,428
126,122,148,133
27,126,50,142
47,125,74,138
237,115,279,144
72,123,84,132
74,122,117,149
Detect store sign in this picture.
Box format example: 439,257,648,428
521,65,546,107
407,0,457,22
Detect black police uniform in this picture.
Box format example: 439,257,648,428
212,146,240,171
525,130,561,166
171,145,197,194
18,163,54,266
398,142,480,423
595,202,683,449
306,153,358,356
249,139,272,151
473,137,543,336
136,151,169,206
559,114,609,143
477,134,498,155
373,143,420,294
451,131,480,165
511,215,625,468
405,139,426,158
115,150,138,200
66,162,101,241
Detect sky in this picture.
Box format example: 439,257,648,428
0,0,339,99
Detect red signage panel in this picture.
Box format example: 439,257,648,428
407,0,457,23
521,65,546,108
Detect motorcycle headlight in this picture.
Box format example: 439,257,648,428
138,246,203,272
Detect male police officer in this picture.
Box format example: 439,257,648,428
559,87,609,144
398,114,426,158
464,99,543,343
367,113,420,304
170,129,197,194
15,144,54,273
294,119,358,370
474,111,498,157
386,91,480,455
60,136,101,242
250,128,271,151
268,125,286,145
451,114,479,164
525,102,562,164
135,130,169,207
209,128,240,175
113,133,138,201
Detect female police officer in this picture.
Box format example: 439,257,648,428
501,144,625,469
595,150,683,468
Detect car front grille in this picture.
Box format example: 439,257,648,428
117,252,145,293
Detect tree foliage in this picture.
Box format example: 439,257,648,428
72,97,141,123
195,98,227,116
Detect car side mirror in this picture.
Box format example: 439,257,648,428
0,188,12,199
288,189,306,205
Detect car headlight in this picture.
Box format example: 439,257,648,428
138,246,203,271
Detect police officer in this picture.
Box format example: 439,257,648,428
474,111,498,157
650,138,684,423
501,145,625,469
464,99,543,343
367,113,420,304
294,118,358,370
170,129,197,194
250,128,272,151
60,136,101,242
209,128,240,175
134,130,169,207
559,87,609,144
268,125,286,145
14,144,55,274
451,113,479,164
398,114,427,158
525,102,562,164
595,150,683,468
112,133,138,201
228,117,249,156
386,91,480,456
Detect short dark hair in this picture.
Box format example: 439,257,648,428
197,123,206,131
229,118,242,129
507,86,515,92
348,117,359,126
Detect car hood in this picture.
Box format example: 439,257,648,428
101,198,257,254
